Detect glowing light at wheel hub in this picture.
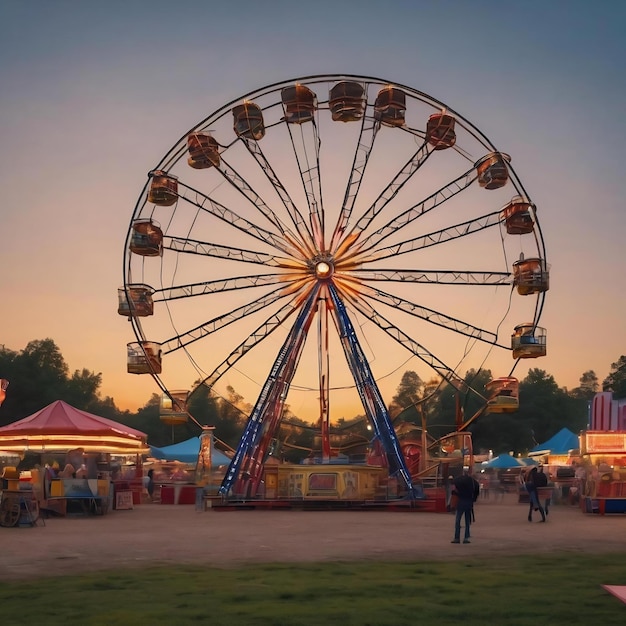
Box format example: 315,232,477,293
315,260,333,279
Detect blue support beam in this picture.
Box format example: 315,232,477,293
327,284,421,499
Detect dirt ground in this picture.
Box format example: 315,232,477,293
2,492,625,581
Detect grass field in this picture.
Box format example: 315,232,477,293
1,552,625,625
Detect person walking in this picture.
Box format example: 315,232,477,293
146,468,155,501
525,466,546,522
451,467,480,544
535,464,550,515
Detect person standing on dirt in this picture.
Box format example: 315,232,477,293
535,464,551,515
146,468,155,501
525,466,547,522
451,467,480,544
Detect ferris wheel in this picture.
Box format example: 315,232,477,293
120,74,548,499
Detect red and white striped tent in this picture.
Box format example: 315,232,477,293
0,400,148,454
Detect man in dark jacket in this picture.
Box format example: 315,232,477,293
451,467,480,544
526,466,547,522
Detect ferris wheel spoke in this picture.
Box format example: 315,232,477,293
220,287,321,494
193,285,317,394
353,283,499,344
349,167,478,255
153,273,298,302
201,155,311,255
346,293,485,400
239,137,316,255
340,268,511,286
333,141,434,256
343,210,502,266
327,284,416,491
174,183,307,261
160,279,313,354
164,236,308,270
283,118,326,249
329,111,382,252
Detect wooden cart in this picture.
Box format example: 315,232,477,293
0,489,42,527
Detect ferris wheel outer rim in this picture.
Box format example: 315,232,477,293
122,73,547,413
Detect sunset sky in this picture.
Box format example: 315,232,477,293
1,0,624,418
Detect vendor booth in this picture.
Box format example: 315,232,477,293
528,428,580,502
579,392,626,513
149,434,232,504
530,427,580,463
580,431,626,514
0,400,149,520
150,436,232,465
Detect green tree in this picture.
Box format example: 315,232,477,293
603,356,626,398
388,370,424,422
14,339,69,417
65,368,103,409
417,377,451,440
514,368,584,451
213,386,249,449
90,396,127,421
278,415,317,463
188,384,220,428
435,369,493,440
570,370,599,400
0,339,123,425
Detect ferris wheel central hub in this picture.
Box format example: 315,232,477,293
315,260,334,279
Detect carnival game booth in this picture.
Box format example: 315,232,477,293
580,430,626,514
0,400,149,517
577,392,626,514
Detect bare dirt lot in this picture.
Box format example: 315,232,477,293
2,493,625,580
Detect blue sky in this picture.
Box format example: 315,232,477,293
1,0,625,413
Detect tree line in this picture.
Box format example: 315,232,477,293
1,339,625,458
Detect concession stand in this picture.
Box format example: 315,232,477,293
580,431,626,514
579,392,626,514
0,400,148,522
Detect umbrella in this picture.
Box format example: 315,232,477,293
483,454,525,469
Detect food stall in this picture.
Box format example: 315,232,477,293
0,400,149,518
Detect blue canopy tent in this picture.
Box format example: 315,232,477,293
150,437,232,466
520,457,539,466
483,454,525,469
530,428,579,455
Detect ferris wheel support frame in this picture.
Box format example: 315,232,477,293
218,280,420,500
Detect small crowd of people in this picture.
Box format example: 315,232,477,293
449,464,554,544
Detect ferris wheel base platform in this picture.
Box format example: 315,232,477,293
209,489,447,513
